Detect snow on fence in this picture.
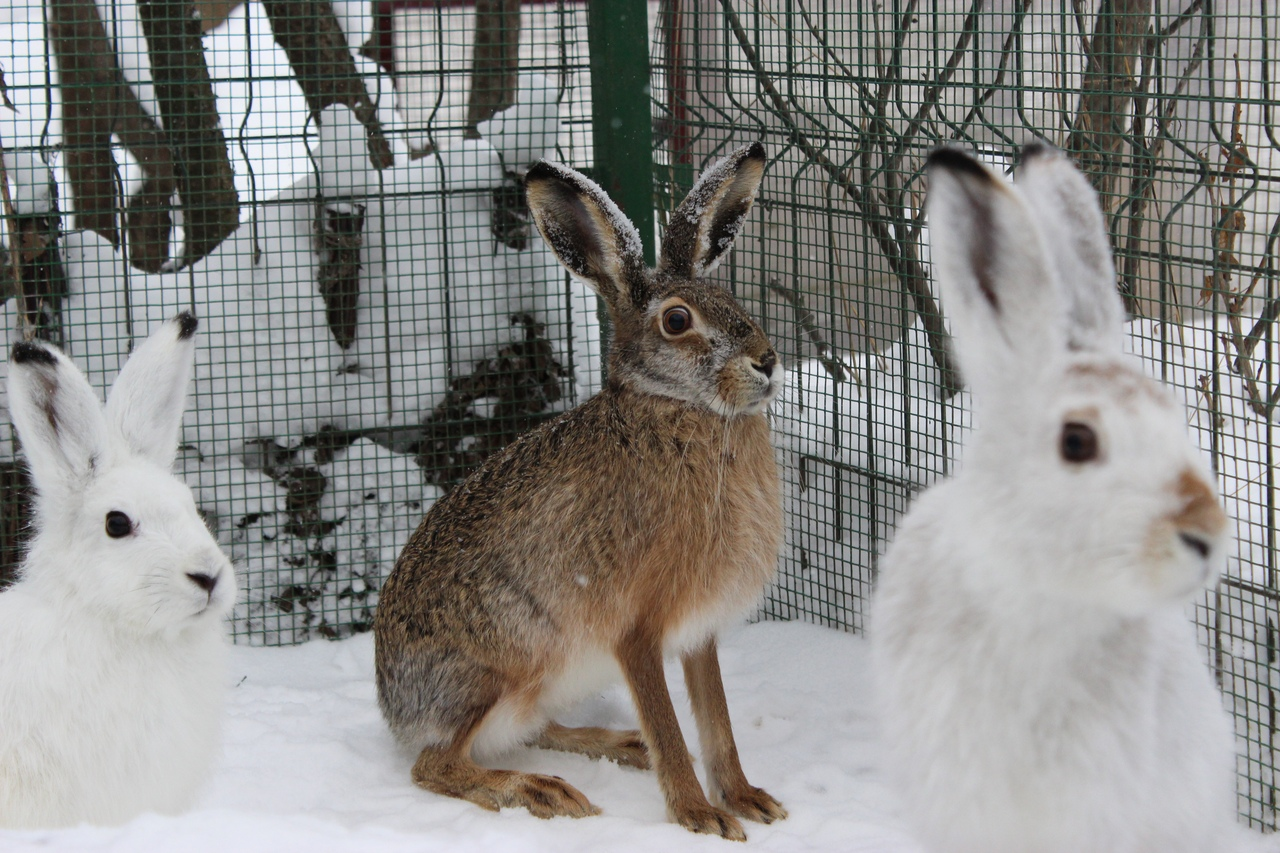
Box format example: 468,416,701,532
2,0,1280,836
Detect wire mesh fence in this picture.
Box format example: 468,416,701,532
2,0,1279,835
653,0,1280,831
0,0,600,643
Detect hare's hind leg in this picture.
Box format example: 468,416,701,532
533,722,651,769
618,627,748,841
411,701,600,819
682,638,787,825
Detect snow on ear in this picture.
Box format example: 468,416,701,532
8,340,109,493
926,147,1066,397
105,312,198,469
525,160,648,311
660,142,766,280
1013,142,1126,352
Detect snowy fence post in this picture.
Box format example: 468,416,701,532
315,105,370,351
2,152,67,345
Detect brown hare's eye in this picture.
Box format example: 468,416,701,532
105,511,133,538
662,306,692,335
1060,422,1099,464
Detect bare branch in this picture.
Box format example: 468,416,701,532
718,0,960,397
138,0,241,266
262,0,395,170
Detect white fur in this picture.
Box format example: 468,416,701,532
870,145,1240,853
0,314,236,829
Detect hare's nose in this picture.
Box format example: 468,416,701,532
1178,532,1212,560
187,572,219,593
753,351,777,378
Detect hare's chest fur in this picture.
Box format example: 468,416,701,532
873,491,1234,852
0,595,227,828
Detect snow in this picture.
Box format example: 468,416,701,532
3,149,53,216
0,621,925,852
477,73,562,174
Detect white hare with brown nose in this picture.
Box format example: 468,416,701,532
375,143,787,841
871,144,1239,853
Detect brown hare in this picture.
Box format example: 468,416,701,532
374,142,786,841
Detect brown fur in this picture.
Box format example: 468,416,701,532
375,144,785,840
1172,468,1228,536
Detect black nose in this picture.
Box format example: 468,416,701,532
187,572,218,593
753,351,777,378
1178,533,1211,560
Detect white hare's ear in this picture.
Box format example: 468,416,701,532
8,340,109,492
926,147,1065,397
659,142,766,280
1014,142,1125,352
104,312,198,469
525,160,649,312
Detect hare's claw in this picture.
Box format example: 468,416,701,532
673,802,748,841
718,785,787,824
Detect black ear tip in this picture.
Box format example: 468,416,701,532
11,340,58,366
1019,140,1059,163
927,146,996,182
524,160,557,185
175,311,198,340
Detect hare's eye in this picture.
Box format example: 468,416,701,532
662,306,693,335
1060,422,1099,464
105,511,133,539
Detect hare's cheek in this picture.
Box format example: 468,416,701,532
1138,518,1218,602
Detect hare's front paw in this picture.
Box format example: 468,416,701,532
719,785,787,824
672,803,748,841
502,772,601,819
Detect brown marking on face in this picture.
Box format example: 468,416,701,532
1065,362,1169,407
1171,469,1228,538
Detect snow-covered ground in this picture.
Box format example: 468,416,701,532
0,622,925,853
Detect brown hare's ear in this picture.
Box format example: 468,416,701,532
659,142,766,280
525,160,648,311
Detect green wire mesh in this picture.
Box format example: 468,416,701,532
1,0,1278,834
653,0,1279,831
0,0,598,643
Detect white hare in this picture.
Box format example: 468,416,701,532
0,312,236,828
871,145,1239,853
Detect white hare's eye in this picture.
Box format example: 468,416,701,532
662,306,693,336
1060,422,1099,464
105,511,134,539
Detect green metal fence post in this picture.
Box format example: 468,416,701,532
588,0,654,266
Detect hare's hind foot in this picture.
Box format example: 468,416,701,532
533,722,651,770
715,784,787,825
411,745,600,819
670,801,748,842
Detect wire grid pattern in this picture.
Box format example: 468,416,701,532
652,0,1280,831
0,0,598,643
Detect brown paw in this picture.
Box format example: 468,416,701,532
717,785,787,824
604,731,651,770
673,803,747,841
507,773,601,819
533,724,651,770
